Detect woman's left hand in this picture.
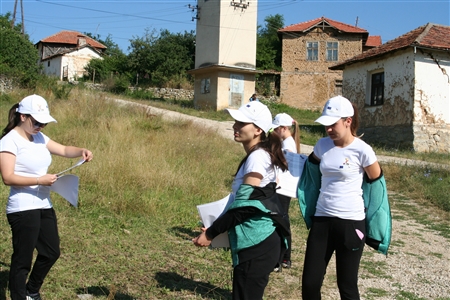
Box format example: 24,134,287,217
192,228,212,247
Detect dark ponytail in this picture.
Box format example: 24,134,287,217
235,128,288,175
350,103,359,137
1,103,21,139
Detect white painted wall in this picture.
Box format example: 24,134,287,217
414,51,450,124
342,50,415,127
63,48,102,81
40,47,102,81
42,57,63,80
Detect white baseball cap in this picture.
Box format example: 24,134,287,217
226,101,272,133
16,94,57,124
315,95,354,126
272,113,294,129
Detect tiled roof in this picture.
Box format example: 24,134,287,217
278,16,367,34
365,36,382,47
330,23,450,70
38,30,107,49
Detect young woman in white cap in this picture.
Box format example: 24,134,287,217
0,95,93,300
193,101,290,300
300,95,383,300
272,113,300,269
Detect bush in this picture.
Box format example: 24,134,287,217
52,83,73,100
103,74,131,94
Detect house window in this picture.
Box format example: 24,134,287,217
370,72,384,106
47,61,50,67
335,79,342,96
326,42,338,61
307,42,318,61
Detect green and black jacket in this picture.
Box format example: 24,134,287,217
206,182,290,266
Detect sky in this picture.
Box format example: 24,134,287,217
1,0,449,53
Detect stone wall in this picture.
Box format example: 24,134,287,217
0,76,14,94
80,82,279,103
360,124,450,153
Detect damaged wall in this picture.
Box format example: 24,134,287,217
40,47,102,81
342,48,450,153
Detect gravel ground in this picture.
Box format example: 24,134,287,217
113,99,450,299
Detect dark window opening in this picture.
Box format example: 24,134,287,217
370,72,384,106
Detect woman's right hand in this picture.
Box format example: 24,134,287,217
192,227,212,247
37,174,58,186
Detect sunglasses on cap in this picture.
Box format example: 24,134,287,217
29,116,47,128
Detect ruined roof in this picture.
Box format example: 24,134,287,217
330,23,450,70
38,30,107,49
365,36,382,47
278,16,368,34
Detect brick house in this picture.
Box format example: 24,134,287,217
278,17,381,110
35,31,106,81
330,23,450,153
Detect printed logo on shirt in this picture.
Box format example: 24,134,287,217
339,157,351,169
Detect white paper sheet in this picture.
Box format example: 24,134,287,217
196,194,233,248
50,174,79,207
280,152,308,198
56,158,85,177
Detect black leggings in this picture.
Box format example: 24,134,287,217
277,194,292,261
7,208,60,300
302,217,365,300
232,236,281,300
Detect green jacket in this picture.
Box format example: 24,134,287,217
297,156,392,255
227,183,289,266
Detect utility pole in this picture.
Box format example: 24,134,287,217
11,0,18,28
11,0,25,36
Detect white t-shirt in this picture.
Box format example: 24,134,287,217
0,130,53,213
282,136,297,153
313,137,377,220
276,136,299,198
231,148,276,199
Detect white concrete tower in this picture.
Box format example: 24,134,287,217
189,0,258,110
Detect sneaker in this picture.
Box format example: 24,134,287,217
282,260,292,269
273,263,281,272
26,290,42,300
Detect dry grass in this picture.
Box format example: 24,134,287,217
0,88,449,299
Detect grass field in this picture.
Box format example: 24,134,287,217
0,87,449,299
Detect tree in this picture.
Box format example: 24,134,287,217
0,12,41,86
83,33,130,83
128,29,195,87
256,14,284,71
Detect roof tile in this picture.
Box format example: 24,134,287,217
279,16,367,34
330,23,450,69
365,36,382,47
39,30,106,49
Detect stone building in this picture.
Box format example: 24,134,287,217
278,17,380,110
330,23,450,153
36,31,106,81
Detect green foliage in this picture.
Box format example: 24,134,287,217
125,88,155,100
256,14,284,71
128,28,195,87
102,74,131,94
83,33,130,84
256,75,274,96
0,13,41,87
52,83,73,100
